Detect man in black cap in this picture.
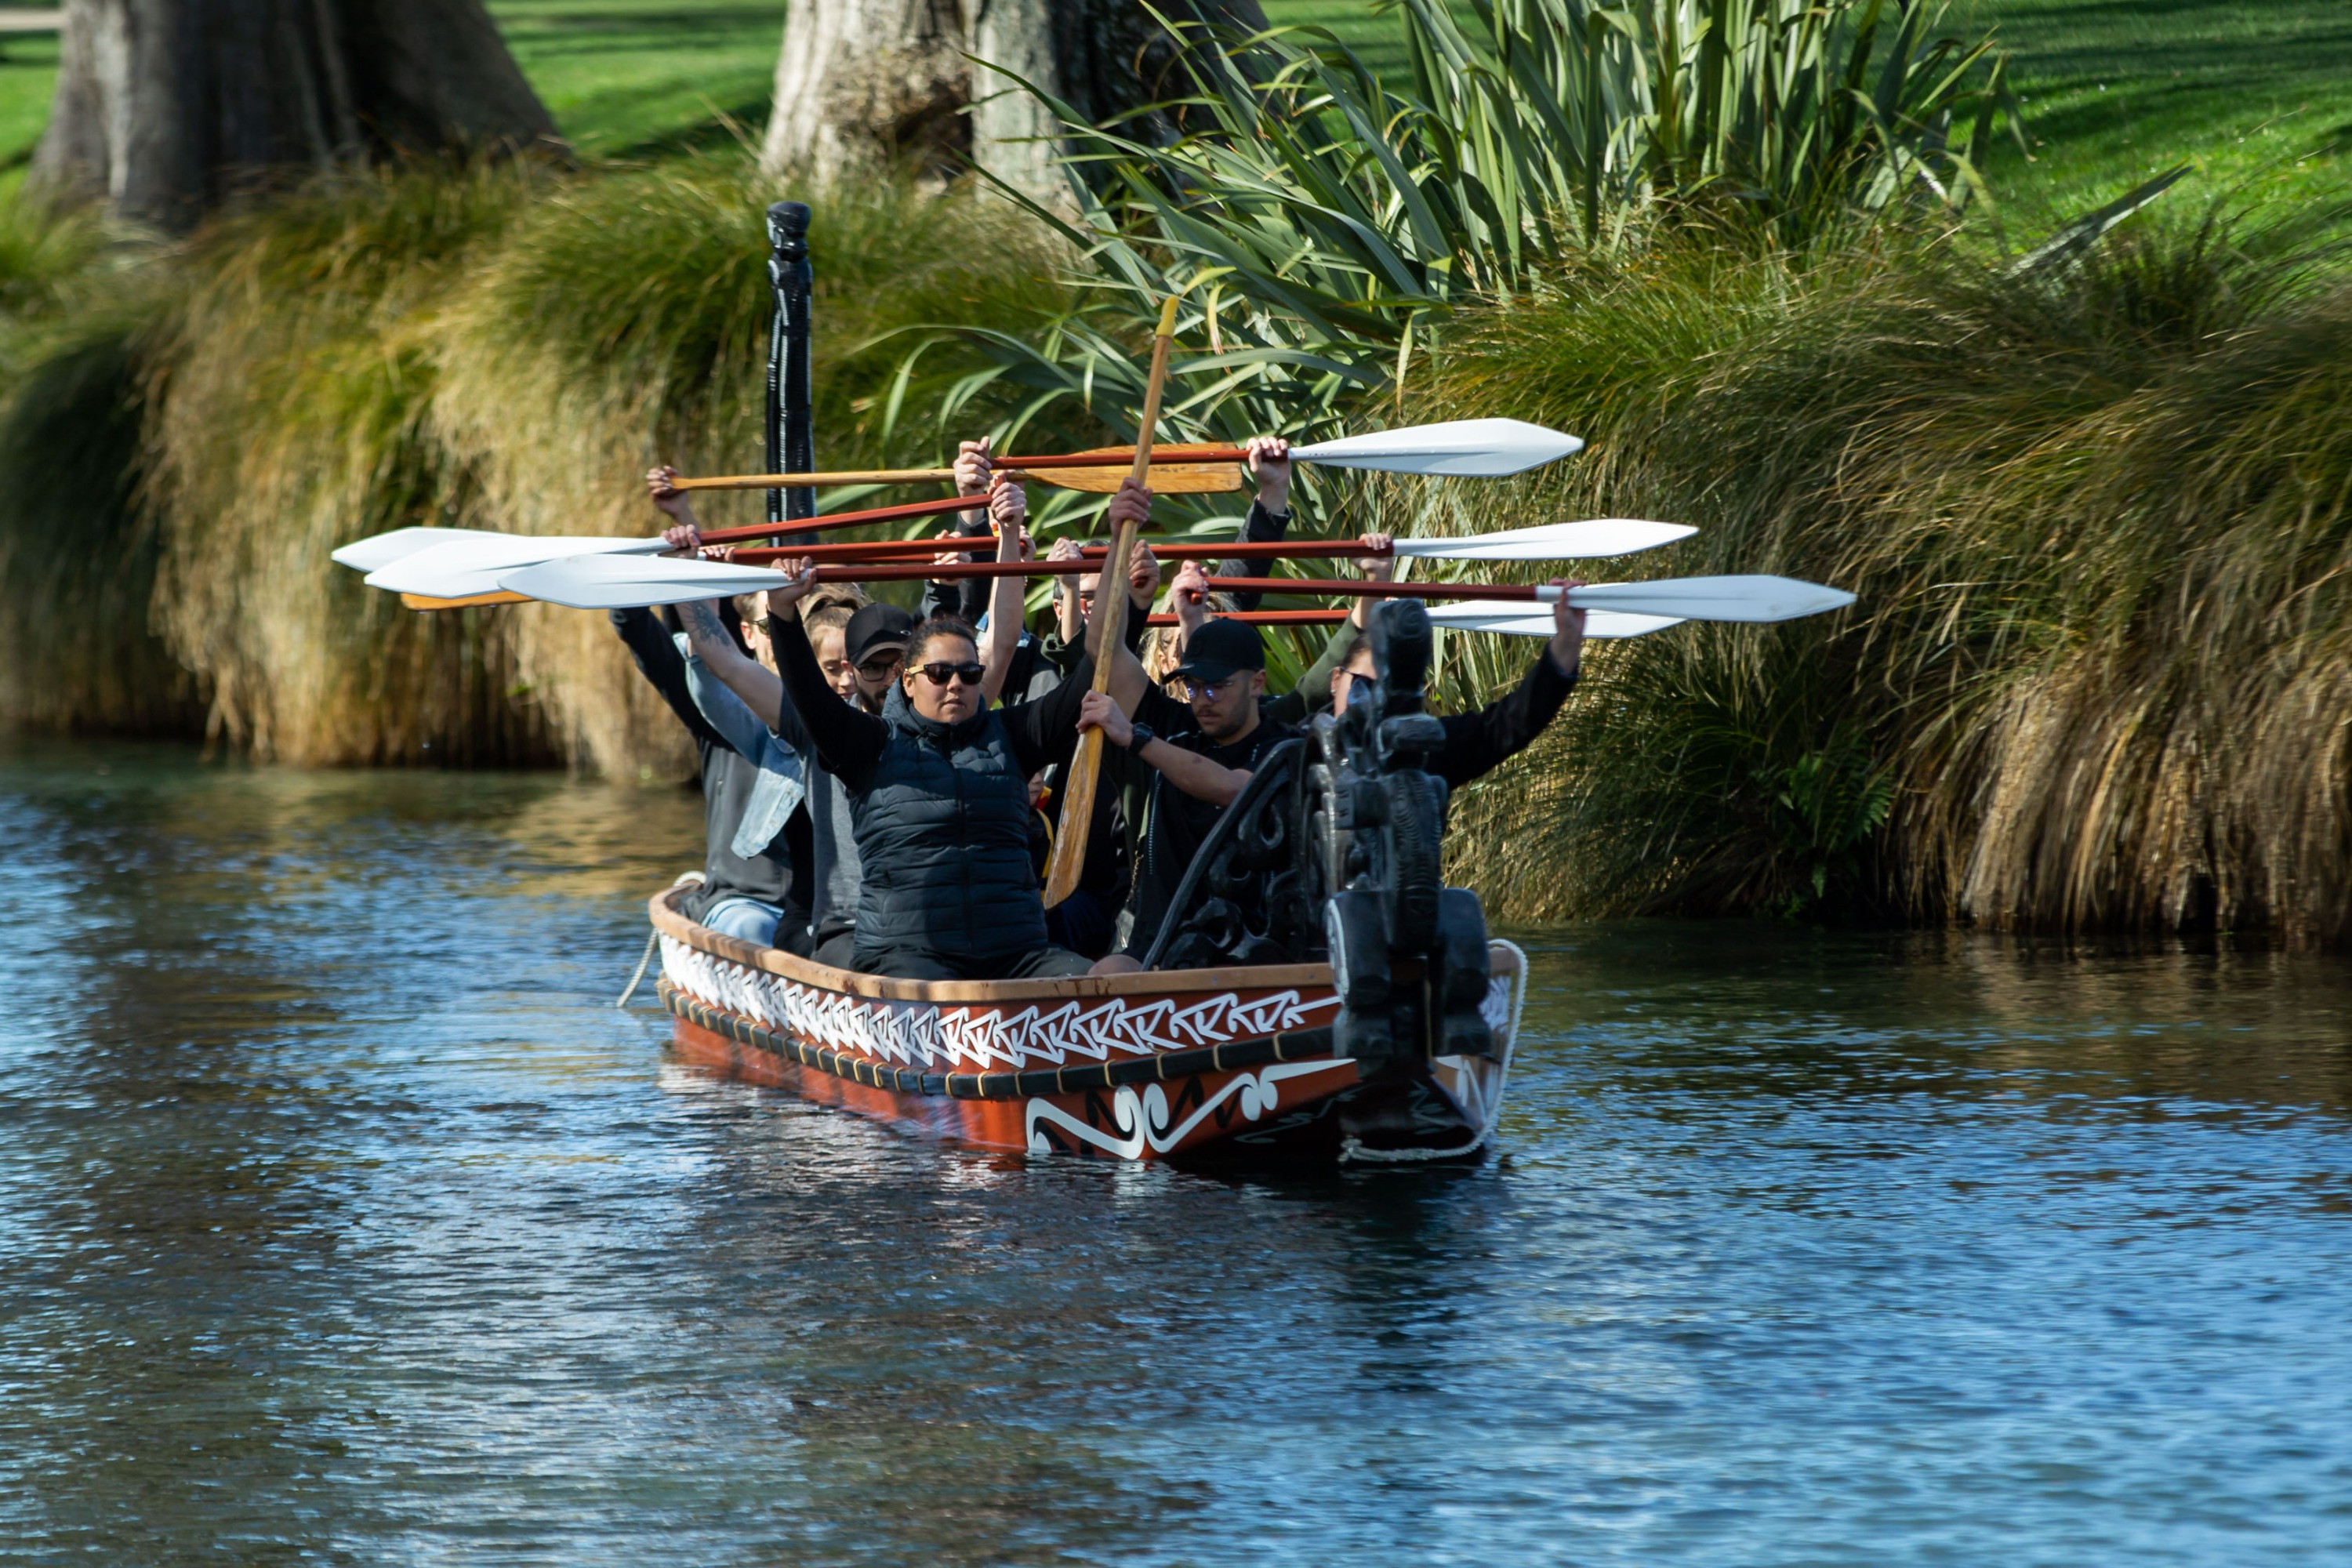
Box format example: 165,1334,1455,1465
1077,615,1301,973
840,602,915,713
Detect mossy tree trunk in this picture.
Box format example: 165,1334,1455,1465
760,0,1269,199
31,0,561,230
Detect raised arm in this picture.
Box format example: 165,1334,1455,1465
978,481,1031,705
1433,577,1588,788
763,561,891,789
1217,437,1293,610
609,604,725,751
676,595,785,733
1076,690,1254,807
924,437,997,622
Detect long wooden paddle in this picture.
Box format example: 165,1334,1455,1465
497,554,1854,624
1040,293,1181,910
671,417,1582,491
671,457,1242,495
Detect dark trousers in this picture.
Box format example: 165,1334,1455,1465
1044,886,1120,961
851,942,1094,982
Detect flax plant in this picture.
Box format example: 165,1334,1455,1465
934,0,2019,466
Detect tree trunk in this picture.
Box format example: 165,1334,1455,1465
31,0,561,230
760,0,1269,201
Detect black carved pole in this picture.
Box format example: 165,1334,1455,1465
765,201,815,526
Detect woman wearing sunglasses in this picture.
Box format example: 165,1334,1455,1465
757,491,1149,982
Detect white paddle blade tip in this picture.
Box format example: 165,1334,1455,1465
1291,418,1584,477
499,553,789,611
1566,575,1856,623
365,535,663,598
332,526,510,573
1426,601,1683,639
1396,518,1696,561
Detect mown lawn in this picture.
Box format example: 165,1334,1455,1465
1,1,2347,217
0,11,58,202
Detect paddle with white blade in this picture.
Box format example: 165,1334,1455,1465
499,554,796,609
670,416,1586,492
347,493,1001,600
731,517,1697,567
499,555,1855,627
1200,574,1854,622
1145,606,1689,638
331,527,515,574
1427,603,1688,639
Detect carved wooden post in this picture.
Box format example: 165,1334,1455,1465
764,201,815,528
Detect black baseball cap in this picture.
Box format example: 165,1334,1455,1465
844,603,916,666
1170,617,1266,684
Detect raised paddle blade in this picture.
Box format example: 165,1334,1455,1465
1393,518,1695,561
496,554,785,610
1564,575,1856,623
1290,418,1584,477
1025,458,1245,494
1428,601,1685,638
331,526,513,573
365,535,666,600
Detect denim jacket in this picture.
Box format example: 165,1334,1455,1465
679,635,808,861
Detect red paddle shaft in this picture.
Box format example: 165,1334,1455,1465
734,538,1388,565
784,560,1552,602
1203,576,1552,603
1145,609,1350,626
693,492,984,546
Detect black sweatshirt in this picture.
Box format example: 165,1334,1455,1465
1119,690,1301,959
769,615,1096,789
1429,652,1581,789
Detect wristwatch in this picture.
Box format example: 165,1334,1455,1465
1125,722,1156,753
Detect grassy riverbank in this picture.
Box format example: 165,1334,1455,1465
5,4,2352,940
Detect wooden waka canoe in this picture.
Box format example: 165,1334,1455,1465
649,884,1529,1165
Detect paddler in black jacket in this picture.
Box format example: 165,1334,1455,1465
1323,579,1588,787
1077,615,1301,973
759,518,1133,982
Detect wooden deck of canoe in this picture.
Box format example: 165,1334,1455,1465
648,885,1529,1164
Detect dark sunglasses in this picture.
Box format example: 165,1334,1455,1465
915,661,986,687
1182,672,1247,702
855,652,904,679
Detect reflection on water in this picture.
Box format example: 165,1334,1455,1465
1,739,2348,1566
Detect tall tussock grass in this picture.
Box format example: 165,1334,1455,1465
1431,214,2352,943
0,157,1073,775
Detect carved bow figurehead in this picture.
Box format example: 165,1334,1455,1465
1308,600,1495,1069
1146,599,1497,1069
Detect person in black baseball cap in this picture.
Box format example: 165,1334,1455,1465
841,602,915,710
1077,612,1299,971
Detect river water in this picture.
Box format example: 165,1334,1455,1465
2,739,2348,1566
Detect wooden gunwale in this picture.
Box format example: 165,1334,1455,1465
648,885,1334,1004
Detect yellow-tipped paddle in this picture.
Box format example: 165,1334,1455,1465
1042,293,1182,909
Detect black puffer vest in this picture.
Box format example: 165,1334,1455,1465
848,684,1046,962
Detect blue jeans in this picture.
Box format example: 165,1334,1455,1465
700,895,785,947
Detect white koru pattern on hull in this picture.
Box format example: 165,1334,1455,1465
658,936,1343,1074
1024,1061,1357,1160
